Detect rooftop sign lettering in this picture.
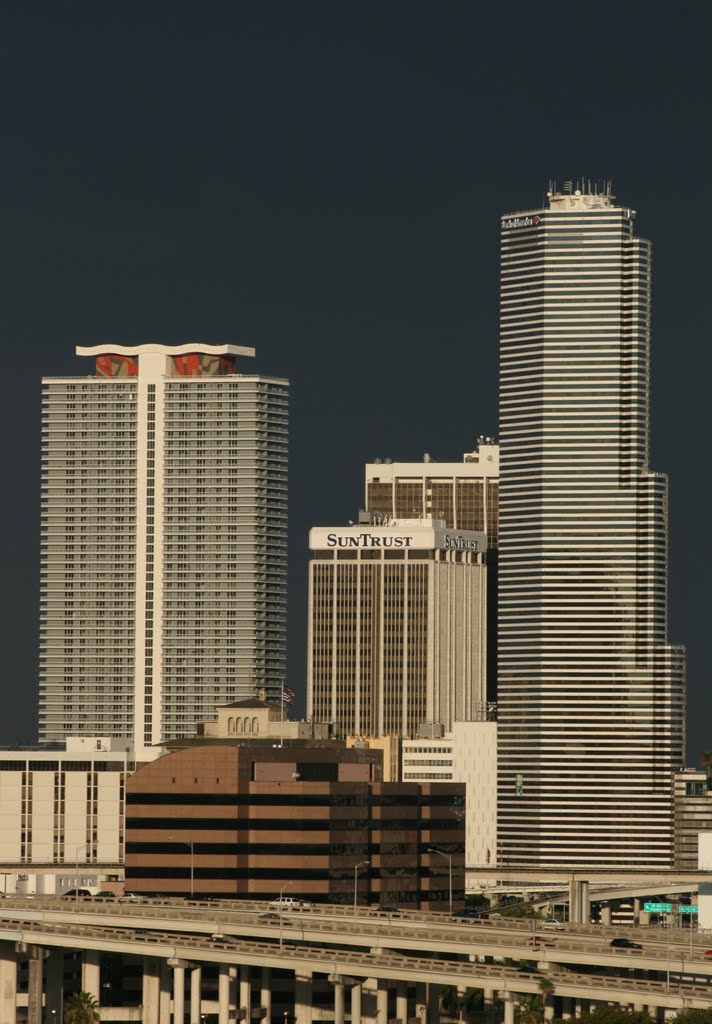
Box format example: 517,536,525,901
501,215,540,230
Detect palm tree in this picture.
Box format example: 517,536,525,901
64,991,100,1024
699,751,712,787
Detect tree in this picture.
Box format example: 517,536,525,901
64,991,101,1024
552,1010,652,1024
499,901,541,919
517,993,543,1024
668,1011,712,1024
699,751,712,786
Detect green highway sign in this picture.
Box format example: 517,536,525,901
644,902,672,912
679,905,698,914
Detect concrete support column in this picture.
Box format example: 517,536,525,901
27,954,43,1024
483,989,495,1008
190,966,202,1024
334,980,345,1024
0,945,17,1024
569,880,579,924
600,906,612,926
295,972,313,1024
351,982,362,1024
82,949,101,999
143,957,160,1024
261,966,272,1023
427,983,439,1024
396,981,408,1024
218,964,231,1024
376,981,388,1024
544,1000,554,1022
499,994,514,1024
173,965,185,1024
240,964,251,1020
633,898,641,925
580,881,590,924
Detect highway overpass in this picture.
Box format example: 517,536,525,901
0,896,710,1023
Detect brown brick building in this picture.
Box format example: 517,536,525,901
125,743,465,909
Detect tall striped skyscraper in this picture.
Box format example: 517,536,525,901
497,184,685,867
39,343,288,751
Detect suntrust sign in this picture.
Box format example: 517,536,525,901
321,532,480,552
444,535,479,552
326,533,413,548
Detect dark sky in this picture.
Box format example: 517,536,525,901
1,2,709,760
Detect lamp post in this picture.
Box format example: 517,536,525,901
168,836,194,898
353,861,369,918
428,847,453,917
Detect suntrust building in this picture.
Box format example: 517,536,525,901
307,518,487,738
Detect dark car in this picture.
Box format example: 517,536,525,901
94,891,117,899
610,937,643,949
372,903,400,915
258,912,291,923
62,889,91,898
452,908,480,919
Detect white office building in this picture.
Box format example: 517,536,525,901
497,184,685,867
401,721,498,883
307,519,487,738
40,344,288,751
0,738,159,890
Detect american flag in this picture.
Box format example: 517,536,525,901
282,687,296,706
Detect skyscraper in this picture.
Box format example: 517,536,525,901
307,518,487,737
365,440,500,698
497,184,685,867
39,343,288,751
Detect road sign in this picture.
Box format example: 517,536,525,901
644,902,672,912
679,905,698,914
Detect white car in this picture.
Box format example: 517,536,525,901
268,896,313,911
541,917,565,929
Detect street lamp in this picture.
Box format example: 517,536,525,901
353,861,369,917
428,847,453,917
168,836,194,898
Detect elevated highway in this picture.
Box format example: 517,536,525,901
0,896,710,1023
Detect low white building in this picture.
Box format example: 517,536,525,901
401,720,497,890
0,738,160,894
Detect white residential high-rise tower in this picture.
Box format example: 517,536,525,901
39,343,288,751
497,185,685,867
